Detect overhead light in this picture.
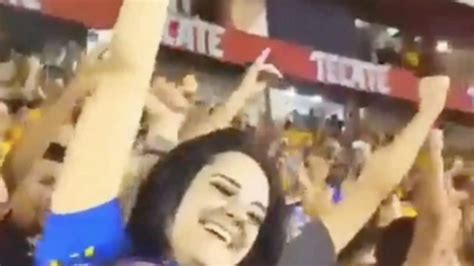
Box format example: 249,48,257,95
386,27,399,36
309,95,323,103
436,40,452,53
354,19,369,28
468,86,474,97
414,36,422,43
455,0,474,7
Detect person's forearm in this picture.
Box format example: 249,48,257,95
52,0,169,214
319,110,437,252
145,94,184,150
404,170,445,266
417,158,446,218
303,188,333,218
364,110,436,194
109,0,166,73
303,158,334,217
180,51,274,140
180,87,252,141
146,92,169,115
9,84,87,181
208,85,253,130
147,115,183,151
404,215,443,266
23,57,41,97
307,163,329,188
404,205,457,266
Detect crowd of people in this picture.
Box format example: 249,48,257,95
0,0,473,265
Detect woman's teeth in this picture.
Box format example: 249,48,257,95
203,222,232,245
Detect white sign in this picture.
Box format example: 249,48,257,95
162,14,225,59
310,51,391,95
455,0,474,7
86,15,225,60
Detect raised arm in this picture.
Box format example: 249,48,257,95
6,82,89,184
179,48,281,142
52,0,169,214
319,76,450,252
301,154,333,217
403,130,445,265
404,130,466,266
145,75,197,150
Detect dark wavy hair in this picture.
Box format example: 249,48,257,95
127,128,288,266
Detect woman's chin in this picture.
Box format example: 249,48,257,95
186,239,234,266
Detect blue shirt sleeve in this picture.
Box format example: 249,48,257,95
35,199,130,266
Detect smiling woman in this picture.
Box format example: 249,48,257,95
128,128,288,265
172,151,270,265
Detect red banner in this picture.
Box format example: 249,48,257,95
2,0,474,114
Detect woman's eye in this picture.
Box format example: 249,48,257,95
248,212,264,225
39,175,56,187
211,182,233,197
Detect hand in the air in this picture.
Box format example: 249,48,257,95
418,76,450,117
300,153,333,217
239,48,282,94
150,75,198,113
415,130,466,209
414,130,467,259
145,75,198,150
446,157,464,177
305,154,331,188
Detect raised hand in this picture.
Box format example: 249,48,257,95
238,48,282,94
300,153,333,217
150,75,197,112
405,130,467,266
145,75,198,150
317,76,450,253
418,76,450,117
445,157,464,180
179,74,199,99
305,154,331,189
179,48,282,142
51,0,170,213
34,1,171,265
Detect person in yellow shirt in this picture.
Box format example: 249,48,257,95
6,108,42,145
282,119,313,151
283,129,313,150
0,141,12,169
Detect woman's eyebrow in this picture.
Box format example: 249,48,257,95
212,173,241,189
252,201,267,213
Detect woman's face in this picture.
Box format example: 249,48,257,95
10,159,60,234
170,151,270,265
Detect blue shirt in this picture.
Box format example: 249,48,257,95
35,200,130,265
36,200,335,266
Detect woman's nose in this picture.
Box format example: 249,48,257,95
225,199,248,223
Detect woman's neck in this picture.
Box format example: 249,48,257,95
172,251,205,266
